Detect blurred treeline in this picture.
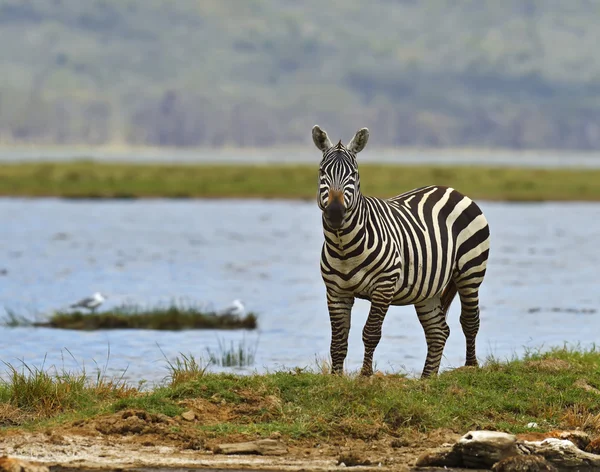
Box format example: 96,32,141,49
3,0,600,149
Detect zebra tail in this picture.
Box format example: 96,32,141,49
440,279,458,316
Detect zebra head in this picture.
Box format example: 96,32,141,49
312,125,369,230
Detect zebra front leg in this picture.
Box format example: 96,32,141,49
327,291,354,374
360,286,395,376
415,296,450,378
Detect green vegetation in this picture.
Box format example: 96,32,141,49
0,161,599,201
206,337,259,368
3,303,258,331
3,0,600,149
1,347,599,441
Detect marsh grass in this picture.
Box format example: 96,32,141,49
2,308,32,327
206,337,258,367
1,161,599,201
0,351,137,422
1,346,600,441
164,352,209,387
3,302,258,331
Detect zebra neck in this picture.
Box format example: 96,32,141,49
323,198,368,254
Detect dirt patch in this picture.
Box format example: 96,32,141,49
88,410,174,435
574,379,600,394
524,359,571,372
0,403,30,427
0,413,462,471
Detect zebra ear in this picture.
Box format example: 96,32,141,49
347,128,369,154
312,125,333,152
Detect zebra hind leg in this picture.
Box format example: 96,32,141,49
456,281,482,367
415,295,450,378
360,286,396,376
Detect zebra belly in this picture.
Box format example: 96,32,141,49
390,252,455,305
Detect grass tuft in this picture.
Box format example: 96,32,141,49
0,354,138,422
165,353,209,387
1,308,33,328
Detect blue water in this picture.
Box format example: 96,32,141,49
1,147,600,168
1,198,598,384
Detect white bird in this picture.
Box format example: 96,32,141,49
70,292,106,313
220,299,246,318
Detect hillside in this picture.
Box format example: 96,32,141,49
3,0,600,149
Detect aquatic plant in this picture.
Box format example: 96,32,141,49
206,336,258,368
1,308,32,328
2,302,258,331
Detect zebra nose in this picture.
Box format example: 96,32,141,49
325,200,346,227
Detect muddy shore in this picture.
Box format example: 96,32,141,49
0,409,468,471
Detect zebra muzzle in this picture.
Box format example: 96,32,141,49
324,200,346,228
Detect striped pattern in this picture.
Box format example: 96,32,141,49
314,126,490,378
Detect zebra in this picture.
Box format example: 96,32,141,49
313,125,490,378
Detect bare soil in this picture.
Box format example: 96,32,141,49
0,406,462,471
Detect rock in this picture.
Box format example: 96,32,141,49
457,431,520,469
585,437,600,455
181,410,196,421
518,430,591,451
415,430,600,470
0,456,49,472
555,430,590,451
526,422,539,429
415,447,463,468
492,454,558,471
214,439,288,456
519,437,600,470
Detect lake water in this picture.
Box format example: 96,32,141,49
2,146,600,168
0,198,597,385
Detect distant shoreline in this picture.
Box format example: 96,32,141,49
1,161,598,201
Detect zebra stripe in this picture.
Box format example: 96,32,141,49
313,125,490,378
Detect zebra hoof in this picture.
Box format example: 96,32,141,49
420,371,437,379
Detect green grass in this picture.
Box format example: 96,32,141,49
0,357,136,422
2,303,258,331
1,161,599,201
1,347,600,441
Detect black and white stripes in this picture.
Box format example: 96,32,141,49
313,125,490,377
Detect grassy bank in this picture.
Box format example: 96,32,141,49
1,347,599,441
2,304,257,331
1,161,599,201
